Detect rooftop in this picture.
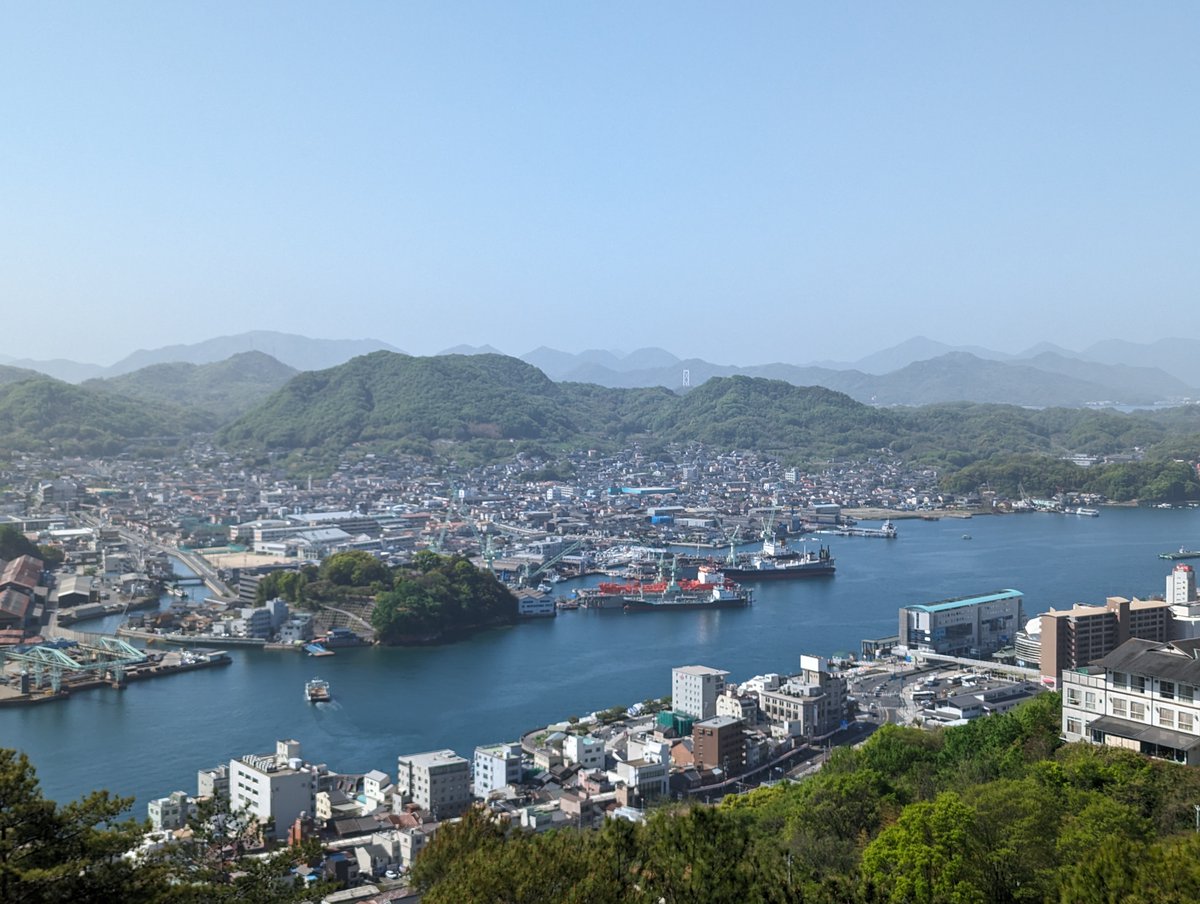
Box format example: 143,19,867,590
904,589,1022,614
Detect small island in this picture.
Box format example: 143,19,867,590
258,549,518,645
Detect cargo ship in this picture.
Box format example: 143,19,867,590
719,543,835,580
620,580,752,612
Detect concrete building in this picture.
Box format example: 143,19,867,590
899,589,1024,659
758,655,847,739
396,749,471,818
715,691,758,724
472,742,522,798
614,758,668,800
562,734,605,771
147,790,193,831
228,739,318,840
197,764,229,800
1040,596,1171,685
1167,564,1197,606
671,665,729,720
692,715,745,774
1061,637,1200,765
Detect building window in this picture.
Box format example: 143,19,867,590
1130,675,1146,693
1066,688,1081,706
1084,691,1097,711
1111,672,1127,688
1158,707,1175,728
1112,698,1127,717
1161,681,1176,700
1130,701,1146,720
1180,685,1195,703
1066,717,1082,735
1179,712,1194,732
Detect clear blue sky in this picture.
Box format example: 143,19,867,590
2,2,1197,365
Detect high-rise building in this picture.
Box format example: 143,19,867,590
898,590,1024,659
671,665,729,720
1167,564,1197,606
397,749,471,818
1040,596,1171,685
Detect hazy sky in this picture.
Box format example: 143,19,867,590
3,3,1197,366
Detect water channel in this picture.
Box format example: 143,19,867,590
5,505,1200,809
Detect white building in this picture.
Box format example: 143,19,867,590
1168,564,1200,640
671,665,729,720
363,769,392,806
473,743,523,798
1061,637,1200,765
562,734,605,771
147,790,193,831
397,749,471,818
228,739,319,840
614,759,668,800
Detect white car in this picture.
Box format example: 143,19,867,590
384,870,398,880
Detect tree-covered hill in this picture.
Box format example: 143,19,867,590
216,352,1200,488
649,375,902,460
0,378,211,455
219,352,583,452
85,351,297,421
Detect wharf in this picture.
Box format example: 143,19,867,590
117,626,266,647
56,595,160,626
0,650,231,708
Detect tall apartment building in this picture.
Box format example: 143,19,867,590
397,749,471,818
472,743,522,798
692,715,745,774
899,590,1024,659
1061,637,1200,766
671,665,729,720
228,739,318,840
1040,596,1171,685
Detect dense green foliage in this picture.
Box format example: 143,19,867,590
0,748,325,903
0,378,209,455
940,454,1200,502
216,352,1200,495
0,524,40,561
86,351,297,421
412,694,1200,902
371,550,517,643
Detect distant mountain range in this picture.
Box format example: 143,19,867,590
0,330,402,382
1,331,1199,409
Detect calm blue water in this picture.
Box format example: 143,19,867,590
5,506,1199,809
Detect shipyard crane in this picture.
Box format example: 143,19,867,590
723,525,742,565
518,539,584,588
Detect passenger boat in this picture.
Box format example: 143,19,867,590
305,677,331,703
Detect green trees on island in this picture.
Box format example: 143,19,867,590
370,551,517,643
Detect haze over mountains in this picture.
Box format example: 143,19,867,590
1,331,1198,410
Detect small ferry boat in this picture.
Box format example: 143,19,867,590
305,677,331,703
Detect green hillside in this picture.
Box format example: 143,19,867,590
0,378,210,455
219,352,581,452
86,351,297,421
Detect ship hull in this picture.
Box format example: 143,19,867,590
720,565,835,580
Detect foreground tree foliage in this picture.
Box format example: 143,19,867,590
413,693,1200,903
0,749,326,903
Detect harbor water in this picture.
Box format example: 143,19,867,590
5,506,1200,809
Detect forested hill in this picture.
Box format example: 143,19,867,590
85,351,297,420
218,351,1200,477
219,352,584,452
0,378,212,455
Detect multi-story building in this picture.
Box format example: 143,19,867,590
716,690,758,724
899,590,1024,659
562,734,605,771
1167,564,1197,606
197,763,229,800
397,749,471,818
1040,596,1171,685
1061,637,1200,765
614,758,668,800
228,739,319,840
671,665,728,720
147,790,193,831
692,715,745,774
472,742,522,798
758,655,847,739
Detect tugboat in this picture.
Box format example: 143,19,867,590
305,677,331,704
